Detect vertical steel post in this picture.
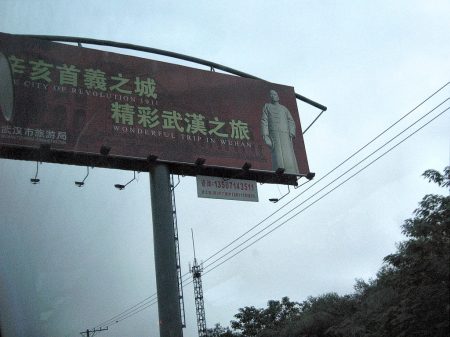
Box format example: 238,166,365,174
150,164,183,337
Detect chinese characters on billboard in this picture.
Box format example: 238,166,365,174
196,175,258,202
0,33,310,183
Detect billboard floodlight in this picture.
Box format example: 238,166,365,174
306,172,316,180
269,185,290,203
147,154,158,162
275,168,285,175
242,162,251,171
114,171,136,190
74,167,90,187
30,162,40,184
195,158,206,166
100,145,111,156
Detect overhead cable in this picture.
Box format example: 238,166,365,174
91,83,449,329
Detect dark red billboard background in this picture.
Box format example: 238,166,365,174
0,33,310,182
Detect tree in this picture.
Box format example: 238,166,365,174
330,167,450,337
208,323,238,337
380,167,450,336
338,167,450,337
230,297,301,337
283,293,359,337
220,167,449,337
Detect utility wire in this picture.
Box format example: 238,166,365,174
91,83,449,329
94,294,157,329
180,99,450,281
106,298,159,327
201,98,449,271
201,82,449,267
93,89,449,329
202,106,449,276
98,83,450,330
94,101,449,328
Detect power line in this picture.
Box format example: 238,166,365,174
201,82,449,267
92,91,449,329
106,298,159,327
94,294,157,328
89,84,449,329
201,97,449,272
80,327,108,337
202,106,449,276
93,101,449,328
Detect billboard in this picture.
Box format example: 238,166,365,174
0,33,310,184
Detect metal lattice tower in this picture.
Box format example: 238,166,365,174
190,230,207,337
170,175,186,328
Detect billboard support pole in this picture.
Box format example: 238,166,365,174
149,164,183,337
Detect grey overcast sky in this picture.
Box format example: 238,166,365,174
0,1,449,337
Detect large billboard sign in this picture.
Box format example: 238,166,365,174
0,33,310,184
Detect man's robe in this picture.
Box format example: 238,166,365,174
261,102,299,174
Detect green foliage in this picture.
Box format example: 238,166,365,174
208,323,238,337
380,167,450,337
230,297,301,337
217,167,449,337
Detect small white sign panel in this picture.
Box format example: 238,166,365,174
196,175,259,202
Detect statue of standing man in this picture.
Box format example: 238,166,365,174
261,90,299,175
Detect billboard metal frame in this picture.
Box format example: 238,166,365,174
0,34,328,337
1,34,327,186
18,35,327,113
